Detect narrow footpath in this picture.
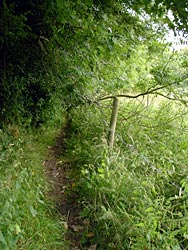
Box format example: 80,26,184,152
44,118,89,250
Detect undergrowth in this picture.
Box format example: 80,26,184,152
66,98,188,249
0,122,68,250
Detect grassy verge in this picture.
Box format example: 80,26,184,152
0,123,68,250
66,99,188,249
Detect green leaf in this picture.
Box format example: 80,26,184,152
15,181,21,190
79,208,90,218
135,222,145,227
101,205,107,212
145,207,154,213
30,205,37,217
184,184,188,194
15,224,21,234
98,167,104,173
0,231,7,246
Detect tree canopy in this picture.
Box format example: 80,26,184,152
0,0,188,126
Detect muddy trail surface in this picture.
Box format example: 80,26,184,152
44,118,95,250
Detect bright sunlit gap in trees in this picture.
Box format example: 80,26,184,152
165,11,188,50
166,29,188,50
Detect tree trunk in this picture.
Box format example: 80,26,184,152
108,97,119,148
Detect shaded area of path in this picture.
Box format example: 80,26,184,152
44,117,88,250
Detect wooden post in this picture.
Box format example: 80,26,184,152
108,97,119,148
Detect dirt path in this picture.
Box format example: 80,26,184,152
44,118,87,250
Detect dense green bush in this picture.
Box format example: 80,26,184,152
65,98,188,249
1,0,186,128
0,0,61,126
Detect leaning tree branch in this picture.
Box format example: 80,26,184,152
97,84,172,101
96,72,188,102
154,92,188,106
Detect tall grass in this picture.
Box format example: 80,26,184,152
66,98,188,249
0,124,68,250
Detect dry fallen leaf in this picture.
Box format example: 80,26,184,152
88,244,97,250
86,232,95,237
71,225,84,232
62,222,68,230
83,219,90,225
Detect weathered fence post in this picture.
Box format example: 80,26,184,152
108,96,119,148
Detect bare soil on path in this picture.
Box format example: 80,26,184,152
44,118,88,250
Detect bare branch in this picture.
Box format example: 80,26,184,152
97,84,171,101
154,92,188,106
